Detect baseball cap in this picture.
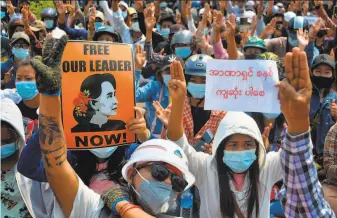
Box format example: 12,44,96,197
30,20,46,32
311,54,336,72
11,32,30,45
122,139,195,190
95,10,105,21
170,24,187,35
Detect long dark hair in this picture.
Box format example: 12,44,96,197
73,74,117,125
216,137,260,218
71,146,127,186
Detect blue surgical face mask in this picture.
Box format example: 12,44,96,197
162,74,171,87
159,2,168,8
16,81,39,100
204,28,209,35
94,22,103,30
262,112,280,120
187,82,206,99
223,149,257,173
121,10,128,19
160,28,170,39
136,171,172,215
44,20,54,29
175,47,192,59
1,142,18,159
89,146,118,159
0,11,5,19
12,48,29,60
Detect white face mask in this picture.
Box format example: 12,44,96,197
131,22,141,32
89,146,118,159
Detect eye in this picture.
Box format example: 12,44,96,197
245,143,254,147
227,143,237,148
107,93,112,98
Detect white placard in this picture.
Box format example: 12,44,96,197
205,60,281,113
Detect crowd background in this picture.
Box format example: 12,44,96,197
1,0,337,218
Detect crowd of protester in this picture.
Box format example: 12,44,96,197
1,0,337,217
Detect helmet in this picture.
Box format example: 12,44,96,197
272,5,280,16
8,14,24,38
256,52,285,80
243,36,266,52
288,16,309,31
40,7,57,20
170,30,194,50
192,1,201,8
185,54,213,76
1,1,6,8
93,26,121,42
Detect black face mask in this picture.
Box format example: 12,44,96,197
244,54,259,60
311,76,334,89
234,34,242,45
222,40,228,49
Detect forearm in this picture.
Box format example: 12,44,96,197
146,28,152,42
39,95,78,217
187,17,197,33
67,15,76,28
316,6,337,31
213,40,228,60
167,99,184,141
227,35,239,60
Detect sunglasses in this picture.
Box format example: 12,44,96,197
134,162,188,192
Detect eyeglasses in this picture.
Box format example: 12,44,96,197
134,162,188,192
13,44,29,49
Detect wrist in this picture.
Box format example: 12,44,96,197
137,129,150,142
115,200,129,214
287,118,310,136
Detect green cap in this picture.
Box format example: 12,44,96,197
244,36,266,52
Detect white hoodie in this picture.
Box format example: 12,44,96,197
173,112,282,218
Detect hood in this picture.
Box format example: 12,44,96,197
1,98,25,150
210,112,266,169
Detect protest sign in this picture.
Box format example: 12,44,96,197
205,60,281,113
61,41,136,149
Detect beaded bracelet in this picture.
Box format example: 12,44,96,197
120,203,142,217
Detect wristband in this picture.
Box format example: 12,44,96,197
315,5,321,10
42,91,61,96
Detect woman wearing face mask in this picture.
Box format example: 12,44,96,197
134,44,183,136
166,48,336,218
160,54,226,148
309,54,337,159
40,7,57,33
1,98,31,217
170,30,196,60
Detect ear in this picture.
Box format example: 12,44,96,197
89,99,100,111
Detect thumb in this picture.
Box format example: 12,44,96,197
159,48,164,55
134,107,143,119
332,99,336,106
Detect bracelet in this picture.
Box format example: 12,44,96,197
112,198,129,215
120,203,142,217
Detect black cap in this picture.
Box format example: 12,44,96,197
311,54,336,72
156,54,184,72
170,24,187,35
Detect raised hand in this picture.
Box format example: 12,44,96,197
213,10,222,33
314,0,323,7
126,107,149,142
135,0,144,12
202,3,211,24
331,100,337,121
169,60,186,103
176,13,182,25
225,13,236,36
276,47,312,135
144,7,156,30
3,67,14,85
262,123,272,148
66,4,75,17
257,0,264,19
308,18,323,39
135,44,146,70
88,6,96,31
153,101,171,127
186,1,192,18
21,5,29,21
264,18,277,36
84,0,93,15
219,0,228,12
202,143,213,155
6,0,14,15
297,28,309,50
30,32,68,95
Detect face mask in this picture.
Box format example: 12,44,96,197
316,29,327,38
44,20,54,29
223,149,257,173
234,34,242,45
1,142,18,159
94,22,103,30
136,171,172,215
89,146,118,159
204,29,209,35
244,54,259,60
262,113,280,120
222,39,228,49
12,48,29,60
311,76,334,89
175,47,192,59
162,75,171,86
287,32,298,47
159,2,168,8
187,82,206,99
16,81,39,100
160,28,170,38
0,11,5,19
132,22,141,32
121,10,128,19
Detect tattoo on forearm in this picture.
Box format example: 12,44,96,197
39,113,67,168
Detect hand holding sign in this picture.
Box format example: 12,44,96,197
169,60,186,104
276,47,312,135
